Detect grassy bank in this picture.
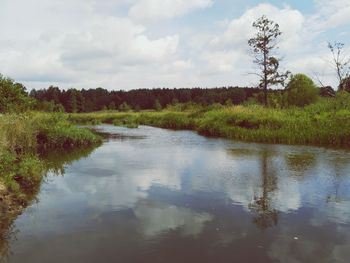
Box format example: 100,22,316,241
0,112,101,202
69,94,350,148
0,133,101,258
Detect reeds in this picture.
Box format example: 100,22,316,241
69,94,350,148
0,112,101,196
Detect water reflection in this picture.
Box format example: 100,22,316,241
249,151,279,230
1,125,350,263
134,200,213,238
0,214,17,261
41,143,101,175
326,155,350,203
0,144,100,260
285,152,316,177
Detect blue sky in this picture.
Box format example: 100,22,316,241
0,0,349,90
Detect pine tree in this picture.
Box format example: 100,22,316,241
248,15,289,106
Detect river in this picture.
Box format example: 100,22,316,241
1,125,350,262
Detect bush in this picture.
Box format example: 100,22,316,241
0,112,101,196
0,74,34,113
285,74,318,107
153,99,162,111
339,77,350,92
71,98,350,148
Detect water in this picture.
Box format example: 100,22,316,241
1,125,350,263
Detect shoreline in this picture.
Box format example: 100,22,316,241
68,102,350,149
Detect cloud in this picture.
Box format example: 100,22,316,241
310,0,350,30
191,4,307,86
0,0,348,89
190,2,349,88
59,17,179,71
208,4,305,51
129,0,213,23
0,1,180,89
134,201,213,237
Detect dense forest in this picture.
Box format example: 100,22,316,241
29,86,257,112
29,85,337,113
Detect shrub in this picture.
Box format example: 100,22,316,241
153,99,162,111
339,77,350,92
0,74,34,113
69,99,350,148
285,74,319,107
118,102,131,112
0,112,101,196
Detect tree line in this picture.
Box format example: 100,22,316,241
0,74,341,114
1,15,349,114
29,86,263,113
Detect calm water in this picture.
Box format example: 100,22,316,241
2,125,350,263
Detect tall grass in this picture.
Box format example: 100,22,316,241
0,112,101,198
69,93,350,148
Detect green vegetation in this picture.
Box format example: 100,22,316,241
69,92,350,148
340,77,350,92
30,86,254,113
0,133,101,258
0,112,101,200
248,15,289,105
1,74,101,200
1,14,349,258
0,74,35,113
154,99,162,111
285,74,319,107
1,58,350,205
1,17,350,215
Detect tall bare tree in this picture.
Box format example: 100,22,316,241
248,15,289,106
328,42,350,90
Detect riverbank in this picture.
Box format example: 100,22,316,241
0,112,101,254
69,95,350,148
0,137,100,257
0,112,101,207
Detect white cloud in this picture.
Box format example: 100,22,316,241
129,0,213,23
59,17,179,71
134,201,213,237
0,0,348,89
194,2,349,88
173,59,194,71
208,4,305,51
310,0,350,30
0,1,180,89
192,4,307,86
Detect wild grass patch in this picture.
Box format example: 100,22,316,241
69,96,350,148
0,112,101,198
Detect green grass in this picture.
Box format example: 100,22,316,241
69,93,350,148
33,113,101,149
0,112,101,199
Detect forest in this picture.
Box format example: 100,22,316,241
29,85,337,113
30,86,260,112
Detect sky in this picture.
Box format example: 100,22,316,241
0,0,349,90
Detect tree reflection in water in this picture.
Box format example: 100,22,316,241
0,208,18,260
248,150,279,230
0,144,100,258
285,152,316,178
326,155,349,203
